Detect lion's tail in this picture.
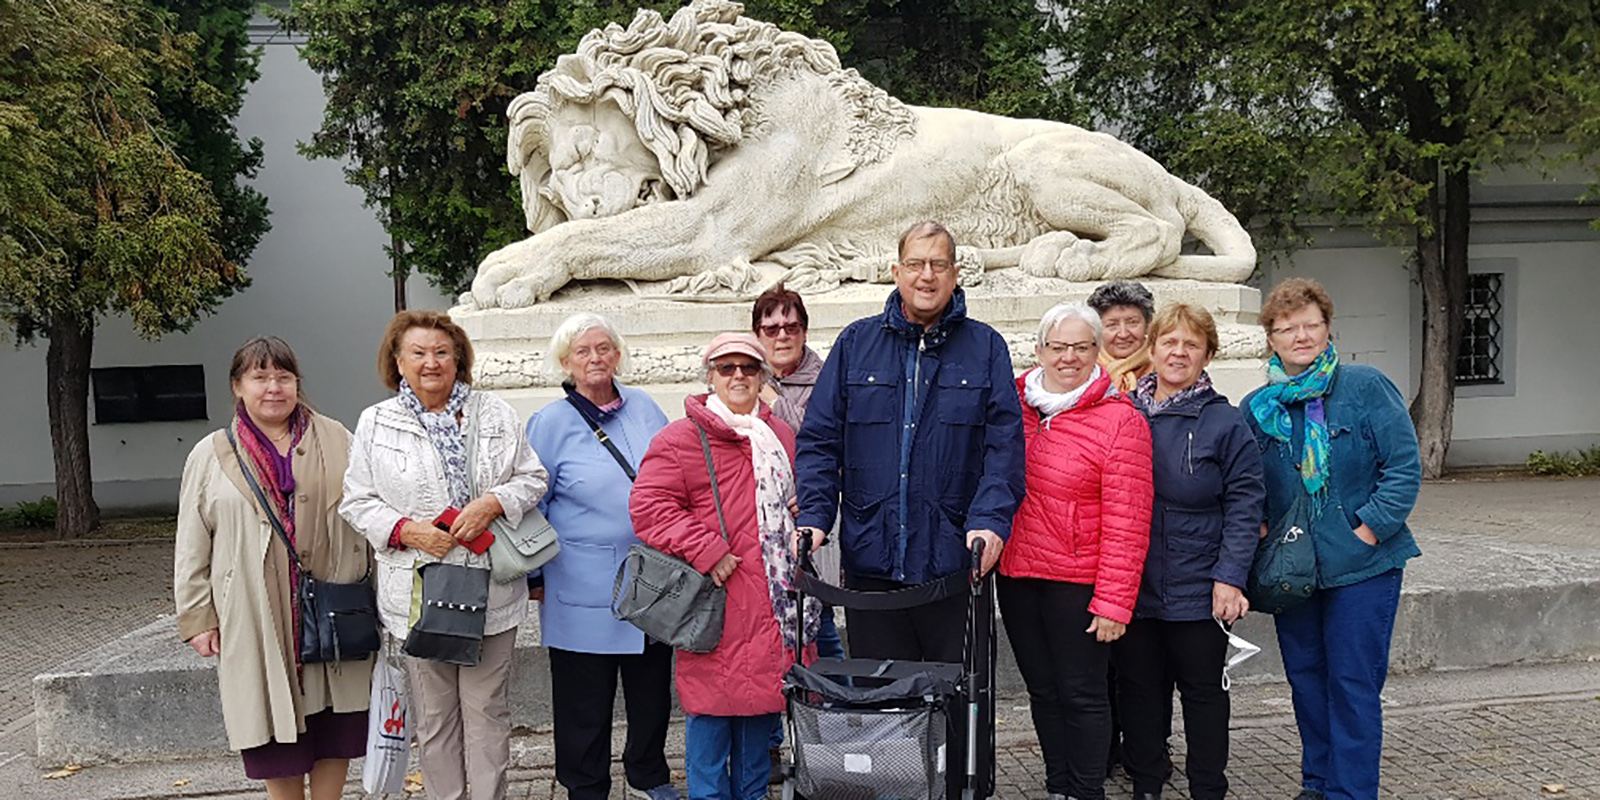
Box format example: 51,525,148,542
1155,178,1257,283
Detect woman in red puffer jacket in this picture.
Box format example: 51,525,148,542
999,303,1153,800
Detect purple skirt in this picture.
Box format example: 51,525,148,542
240,708,368,780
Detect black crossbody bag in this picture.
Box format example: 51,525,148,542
226,428,380,663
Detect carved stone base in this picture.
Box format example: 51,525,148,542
451,274,1265,419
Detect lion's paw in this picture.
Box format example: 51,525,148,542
470,237,572,309
1020,231,1097,280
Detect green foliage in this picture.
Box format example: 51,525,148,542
0,497,59,530
1052,0,1600,253
1527,447,1600,477
276,0,1058,295
0,0,247,341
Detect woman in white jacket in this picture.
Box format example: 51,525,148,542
342,310,547,800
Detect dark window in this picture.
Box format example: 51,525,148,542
92,365,208,423
1456,273,1503,385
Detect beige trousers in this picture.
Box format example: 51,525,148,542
406,628,517,800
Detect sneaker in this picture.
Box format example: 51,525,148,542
628,784,684,800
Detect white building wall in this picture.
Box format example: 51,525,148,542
0,36,452,511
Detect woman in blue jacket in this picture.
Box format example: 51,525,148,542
1241,279,1421,800
525,312,680,800
1115,304,1264,800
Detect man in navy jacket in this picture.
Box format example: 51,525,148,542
795,221,1026,663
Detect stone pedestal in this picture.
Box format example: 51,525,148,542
454,274,1265,419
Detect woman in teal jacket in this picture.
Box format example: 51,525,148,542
1241,278,1421,800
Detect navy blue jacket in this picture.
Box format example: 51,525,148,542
1241,364,1422,588
1132,385,1265,621
796,289,1027,584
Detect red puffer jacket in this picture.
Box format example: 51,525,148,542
629,394,801,716
999,369,1154,624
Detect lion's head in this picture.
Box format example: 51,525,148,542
506,0,912,234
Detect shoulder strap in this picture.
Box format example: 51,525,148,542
463,392,483,497
694,422,730,543
224,427,302,572
566,395,637,482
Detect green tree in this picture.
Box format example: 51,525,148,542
277,0,1057,303
0,0,253,537
1055,0,1600,477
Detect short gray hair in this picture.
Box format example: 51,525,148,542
546,312,630,378
1086,280,1156,323
1037,303,1103,346
897,220,956,262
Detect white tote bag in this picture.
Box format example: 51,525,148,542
362,640,411,794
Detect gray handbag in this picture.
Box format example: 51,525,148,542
612,423,729,653
464,393,560,584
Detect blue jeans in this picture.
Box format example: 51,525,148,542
685,713,779,800
1274,568,1403,800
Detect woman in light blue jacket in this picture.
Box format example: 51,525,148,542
1241,278,1421,800
525,313,678,800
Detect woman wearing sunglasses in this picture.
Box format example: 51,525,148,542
630,333,821,800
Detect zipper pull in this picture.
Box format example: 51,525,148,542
1187,430,1195,474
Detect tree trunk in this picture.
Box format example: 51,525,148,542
1410,165,1471,478
391,231,408,312
45,315,99,538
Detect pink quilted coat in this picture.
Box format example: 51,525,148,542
998,369,1155,624
629,394,803,716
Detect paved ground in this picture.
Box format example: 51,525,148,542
1,474,1596,798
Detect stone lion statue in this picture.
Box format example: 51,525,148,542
465,0,1255,309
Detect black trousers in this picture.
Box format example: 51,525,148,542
1113,618,1230,799
845,573,990,798
998,577,1110,800
548,641,674,800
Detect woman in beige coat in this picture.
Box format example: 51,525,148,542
175,336,373,800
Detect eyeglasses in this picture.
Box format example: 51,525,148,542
713,362,762,377
899,259,955,275
1041,340,1096,357
758,322,804,338
1268,320,1327,338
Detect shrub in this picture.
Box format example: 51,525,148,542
1527,447,1600,477
0,496,59,529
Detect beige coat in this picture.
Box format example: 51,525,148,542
174,412,374,751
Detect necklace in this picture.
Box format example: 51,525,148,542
265,427,293,442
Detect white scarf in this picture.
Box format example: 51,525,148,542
1024,365,1104,425
704,395,821,650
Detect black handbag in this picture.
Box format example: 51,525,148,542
226,428,380,664
402,561,492,666
1247,490,1319,614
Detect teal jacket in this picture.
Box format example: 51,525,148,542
1241,364,1421,588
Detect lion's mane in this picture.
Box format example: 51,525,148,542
507,0,916,234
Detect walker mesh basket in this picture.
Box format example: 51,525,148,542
784,660,963,800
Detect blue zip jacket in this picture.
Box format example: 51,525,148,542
525,384,668,654
1240,363,1422,588
795,288,1027,584
1132,385,1265,621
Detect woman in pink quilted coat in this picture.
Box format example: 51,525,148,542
629,333,820,800
998,303,1154,800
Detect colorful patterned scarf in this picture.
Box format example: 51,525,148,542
398,379,472,509
1249,344,1339,507
705,395,821,651
1099,346,1152,394
232,402,308,663
1134,370,1214,415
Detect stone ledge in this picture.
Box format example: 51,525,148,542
37,533,1595,764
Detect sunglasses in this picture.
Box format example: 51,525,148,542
714,361,762,377
758,322,804,338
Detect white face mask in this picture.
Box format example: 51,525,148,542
1217,618,1262,691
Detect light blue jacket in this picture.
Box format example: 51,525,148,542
1241,364,1422,588
526,385,668,653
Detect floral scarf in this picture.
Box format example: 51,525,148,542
398,379,472,509
232,403,308,663
705,395,821,651
1249,344,1339,508
1134,370,1214,415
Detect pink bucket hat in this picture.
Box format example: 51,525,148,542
703,332,769,366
